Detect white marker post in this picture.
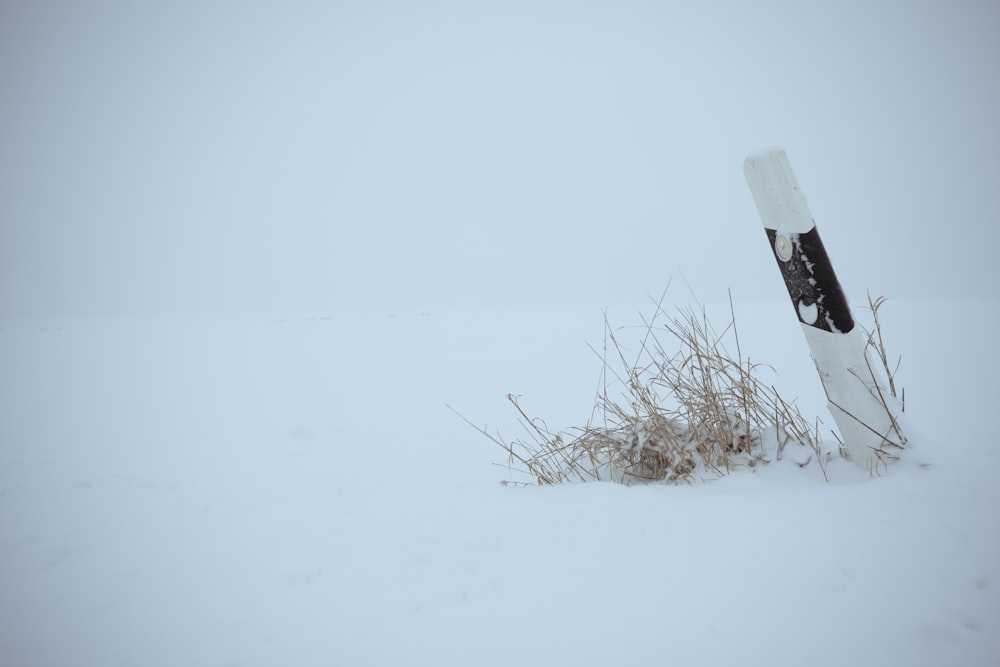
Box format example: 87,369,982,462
743,148,905,471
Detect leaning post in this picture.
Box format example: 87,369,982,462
743,147,905,471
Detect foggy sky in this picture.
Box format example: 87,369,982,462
2,0,998,317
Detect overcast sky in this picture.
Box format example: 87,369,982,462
2,0,998,317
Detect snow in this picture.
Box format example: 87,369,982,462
797,299,819,325
2,300,998,666
2,1,1000,665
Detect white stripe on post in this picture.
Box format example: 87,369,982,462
743,147,905,471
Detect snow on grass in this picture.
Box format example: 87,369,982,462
462,294,838,485
1,297,998,666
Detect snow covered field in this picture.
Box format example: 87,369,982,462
2,1,999,665
2,297,999,666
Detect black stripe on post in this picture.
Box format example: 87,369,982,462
765,227,854,334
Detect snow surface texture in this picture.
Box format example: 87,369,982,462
3,1,1000,665
2,299,998,666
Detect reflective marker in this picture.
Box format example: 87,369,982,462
744,148,906,470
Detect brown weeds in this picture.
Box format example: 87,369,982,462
457,291,903,485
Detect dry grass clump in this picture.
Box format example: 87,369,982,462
846,292,908,472
459,292,828,486
455,291,905,486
